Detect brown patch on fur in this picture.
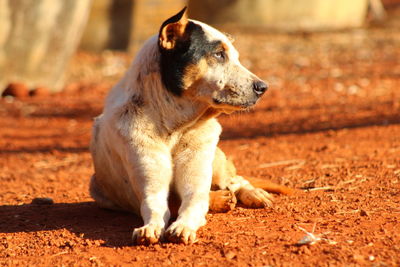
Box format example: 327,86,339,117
159,13,188,50
221,42,229,53
181,42,228,92
209,190,236,212
182,58,208,90
246,177,296,195
168,189,236,218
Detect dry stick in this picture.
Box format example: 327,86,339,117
285,162,306,171
337,209,360,215
340,179,356,185
50,251,69,257
259,159,305,169
304,186,334,192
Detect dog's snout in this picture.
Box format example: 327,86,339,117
252,80,268,96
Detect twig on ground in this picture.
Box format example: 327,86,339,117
320,164,339,169
285,161,306,170
340,179,356,185
303,186,334,192
259,159,305,169
50,251,68,257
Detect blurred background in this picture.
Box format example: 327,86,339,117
1,0,399,138
0,0,399,139
0,0,399,95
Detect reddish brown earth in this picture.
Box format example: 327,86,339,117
1,14,400,267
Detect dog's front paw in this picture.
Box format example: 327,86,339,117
132,223,164,245
165,222,197,244
237,187,274,208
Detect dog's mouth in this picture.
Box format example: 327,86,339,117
210,85,262,110
212,98,257,110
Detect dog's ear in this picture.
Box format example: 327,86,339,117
159,7,188,50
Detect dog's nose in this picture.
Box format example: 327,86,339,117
252,80,268,96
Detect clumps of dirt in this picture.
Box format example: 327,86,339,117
1,13,400,266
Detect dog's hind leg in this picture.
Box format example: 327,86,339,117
212,147,294,208
90,175,123,211
169,189,237,216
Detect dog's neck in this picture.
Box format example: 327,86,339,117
145,76,220,135
122,36,221,135
157,96,219,134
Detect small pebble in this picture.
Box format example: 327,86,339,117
31,197,54,205
369,255,375,261
360,209,369,216
224,250,236,260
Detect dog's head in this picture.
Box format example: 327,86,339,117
158,7,268,112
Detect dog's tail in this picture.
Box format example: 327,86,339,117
246,177,295,195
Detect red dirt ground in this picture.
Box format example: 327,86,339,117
1,13,400,267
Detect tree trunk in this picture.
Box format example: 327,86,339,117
188,0,368,32
0,0,92,93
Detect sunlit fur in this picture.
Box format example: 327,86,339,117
89,16,271,245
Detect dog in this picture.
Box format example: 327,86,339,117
89,7,291,245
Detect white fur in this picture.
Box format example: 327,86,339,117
90,19,270,245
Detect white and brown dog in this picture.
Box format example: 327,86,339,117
90,8,291,245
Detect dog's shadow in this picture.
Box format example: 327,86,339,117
0,202,142,247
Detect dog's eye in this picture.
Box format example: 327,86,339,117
213,51,226,61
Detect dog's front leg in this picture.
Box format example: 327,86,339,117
166,148,215,244
166,126,220,244
130,148,173,245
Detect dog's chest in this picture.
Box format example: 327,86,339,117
165,129,192,156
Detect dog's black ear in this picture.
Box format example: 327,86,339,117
159,7,188,50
